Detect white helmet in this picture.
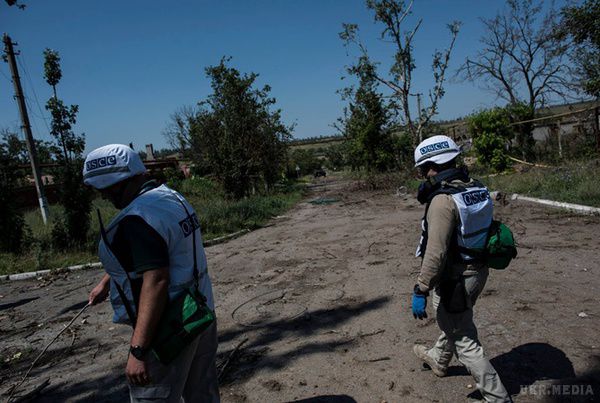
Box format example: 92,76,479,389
414,135,460,167
83,144,147,189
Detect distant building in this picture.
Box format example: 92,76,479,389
531,100,600,142
436,100,600,144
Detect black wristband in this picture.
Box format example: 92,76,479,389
130,345,149,360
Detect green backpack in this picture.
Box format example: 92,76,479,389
485,220,517,269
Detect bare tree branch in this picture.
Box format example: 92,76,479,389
162,105,198,152
341,0,460,144
457,0,573,109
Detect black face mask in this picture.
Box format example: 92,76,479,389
416,167,469,205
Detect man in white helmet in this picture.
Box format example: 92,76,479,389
410,135,511,402
83,144,219,402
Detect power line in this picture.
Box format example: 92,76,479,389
16,53,52,139
23,95,44,141
0,67,13,83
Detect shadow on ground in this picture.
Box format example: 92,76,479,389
0,297,39,311
464,343,598,402
217,296,390,384
3,297,389,401
492,342,577,395
9,363,128,403
1,338,127,403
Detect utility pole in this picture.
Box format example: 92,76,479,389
3,34,50,224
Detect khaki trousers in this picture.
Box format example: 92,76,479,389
427,268,511,403
129,321,220,403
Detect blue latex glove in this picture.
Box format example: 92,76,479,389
412,285,428,320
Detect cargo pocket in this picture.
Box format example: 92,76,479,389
130,384,171,402
440,277,468,313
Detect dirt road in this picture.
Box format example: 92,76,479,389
1,175,599,402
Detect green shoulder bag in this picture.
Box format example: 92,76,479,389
151,286,215,365
485,220,517,270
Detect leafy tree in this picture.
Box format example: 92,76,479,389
1,129,56,166
340,0,460,145
340,70,398,172
43,49,92,249
44,50,84,164
0,137,27,252
189,58,292,199
391,130,414,168
559,0,600,97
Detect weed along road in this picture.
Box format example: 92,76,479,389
1,176,599,402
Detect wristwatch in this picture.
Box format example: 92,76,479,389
129,345,149,360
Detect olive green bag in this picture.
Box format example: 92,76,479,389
457,220,517,270
151,286,215,365
484,220,517,270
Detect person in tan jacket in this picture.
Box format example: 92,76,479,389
411,135,511,403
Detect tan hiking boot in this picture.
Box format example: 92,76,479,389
413,344,447,377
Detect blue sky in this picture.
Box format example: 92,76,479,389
0,1,562,152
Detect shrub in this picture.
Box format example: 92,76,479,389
473,131,511,172
468,107,513,172
163,167,185,191
189,58,292,199
50,164,93,250
323,143,348,171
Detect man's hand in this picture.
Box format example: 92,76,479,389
126,354,151,386
126,267,168,387
412,284,428,320
89,274,110,305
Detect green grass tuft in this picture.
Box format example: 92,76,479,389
477,160,600,207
